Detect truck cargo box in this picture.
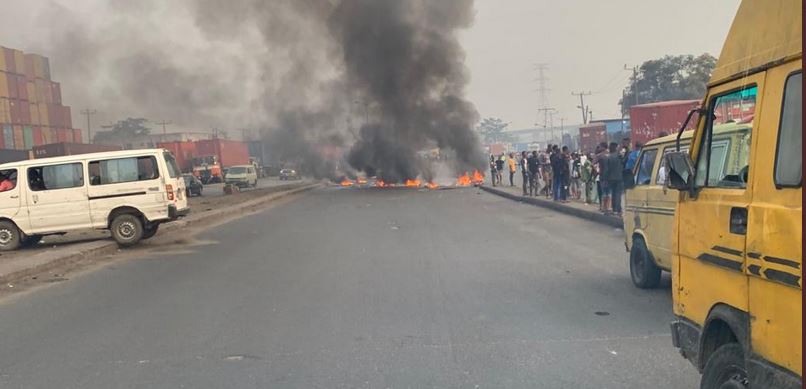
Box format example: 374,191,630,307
629,100,700,146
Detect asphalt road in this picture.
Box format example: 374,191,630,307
0,186,698,388
200,176,308,197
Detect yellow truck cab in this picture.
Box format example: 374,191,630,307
662,1,802,388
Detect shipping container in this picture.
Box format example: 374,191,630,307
33,127,43,146
2,125,12,149
578,123,607,154
56,127,69,143
12,50,24,76
0,98,9,123
9,99,20,124
6,73,17,98
13,125,24,150
38,103,49,126
194,139,250,168
0,148,30,163
23,54,35,80
23,126,33,149
72,128,82,143
63,105,72,127
42,57,51,80
0,72,8,98
31,142,122,159
15,74,27,100
0,50,6,72
26,81,36,103
3,48,16,73
18,101,30,125
35,78,47,103
41,126,53,144
157,140,197,172
52,82,62,104
28,54,48,79
629,100,700,146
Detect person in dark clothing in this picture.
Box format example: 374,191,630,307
489,154,497,186
527,150,540,196
559,146,571,201
601,142,624,215
494,154,505,186
520,151,529,195
550,145,564,201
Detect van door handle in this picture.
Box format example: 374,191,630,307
730,207,747,235
10,195,18,199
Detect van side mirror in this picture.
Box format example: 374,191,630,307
664,152,695,194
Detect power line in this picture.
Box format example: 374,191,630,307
533,63,551,127
155,120,172,135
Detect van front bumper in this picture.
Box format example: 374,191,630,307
169,205,191,220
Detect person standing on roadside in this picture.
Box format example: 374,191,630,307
594,143,608,211
601,142,624,215
520,151,529,195
495,153,505,186
489,154,497,186
527,150,540,196
570,152,582,200
581,153,595,204
550,145,563,201
507,153,517,187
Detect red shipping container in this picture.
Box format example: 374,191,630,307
47,104,60,127
157,141,197,172
194,139,250,168
3,48,15,73
72,128,82,143
15,74,27,101
33,127,43,146
52,82,62,104
63,106,72,127
578,123,607,154
629,100,700,146
56,127,69,143
6,73,17,99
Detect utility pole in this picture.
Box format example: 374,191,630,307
571,91,592,124
155,120,172,135
537,107,556,142
81,109,97,144
624,64,639,106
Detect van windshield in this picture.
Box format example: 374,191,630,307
228,167,247,174
163,152,181,179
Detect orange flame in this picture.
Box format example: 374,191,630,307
375,179,387,188
357,178,368,185
456,172,472,186
426,182,439,190
471,170,484,185
405,179,422,187
340,179,354,187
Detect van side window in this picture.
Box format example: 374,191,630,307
28,163,84,191
774,72,802,187
634,149,657,186
695,85,756,189
657,145,689,185
163,152,181,179
0,169,18,192
88,156,159,186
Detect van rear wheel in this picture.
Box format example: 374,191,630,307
700,343,747,389
630,237,661,289
0,221,21,251
111,214,144,247
20,234,43,248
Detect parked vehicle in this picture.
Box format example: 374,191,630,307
623,123,750,289
663,1,802,387
224,165,258,188
183,174,203,197
0,149,189,250
279,168,300,180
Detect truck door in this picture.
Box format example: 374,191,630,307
745,64,801,378
675,75,762,327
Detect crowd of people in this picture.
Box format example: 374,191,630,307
488,138,641,216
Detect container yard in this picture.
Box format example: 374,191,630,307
629,100,700,146
157,138,251,182
0,46,77,151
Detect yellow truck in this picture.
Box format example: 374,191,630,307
662,1,802,387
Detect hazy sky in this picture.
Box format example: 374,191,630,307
1,0,741,131
460,0,741,129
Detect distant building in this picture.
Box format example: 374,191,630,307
94,131,213,150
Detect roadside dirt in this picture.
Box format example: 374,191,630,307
0,185,315,302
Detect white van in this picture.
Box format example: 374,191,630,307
0,149,189,250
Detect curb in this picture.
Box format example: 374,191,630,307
479,185,623,229
0,183,322,285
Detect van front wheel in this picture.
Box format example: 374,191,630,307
111,214,144,247
0,221,21,251
629,237,661,289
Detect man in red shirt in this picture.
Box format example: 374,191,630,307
0,172,16,192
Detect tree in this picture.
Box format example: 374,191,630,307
477,117,513,144
94,118,151,143
621,54,716,115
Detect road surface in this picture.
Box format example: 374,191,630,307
0,186,698,388
200,176,308,197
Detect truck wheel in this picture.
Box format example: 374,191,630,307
629,237,661,289
0,221,21,251
20,234,43,248
700,343,747,389
142,223,160,239
111,214,144,247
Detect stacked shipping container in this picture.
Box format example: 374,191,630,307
629,100,700,146
0,46,77,151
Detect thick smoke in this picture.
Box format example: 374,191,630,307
22,0,485,181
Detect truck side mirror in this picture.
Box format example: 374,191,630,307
664,152,695,194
